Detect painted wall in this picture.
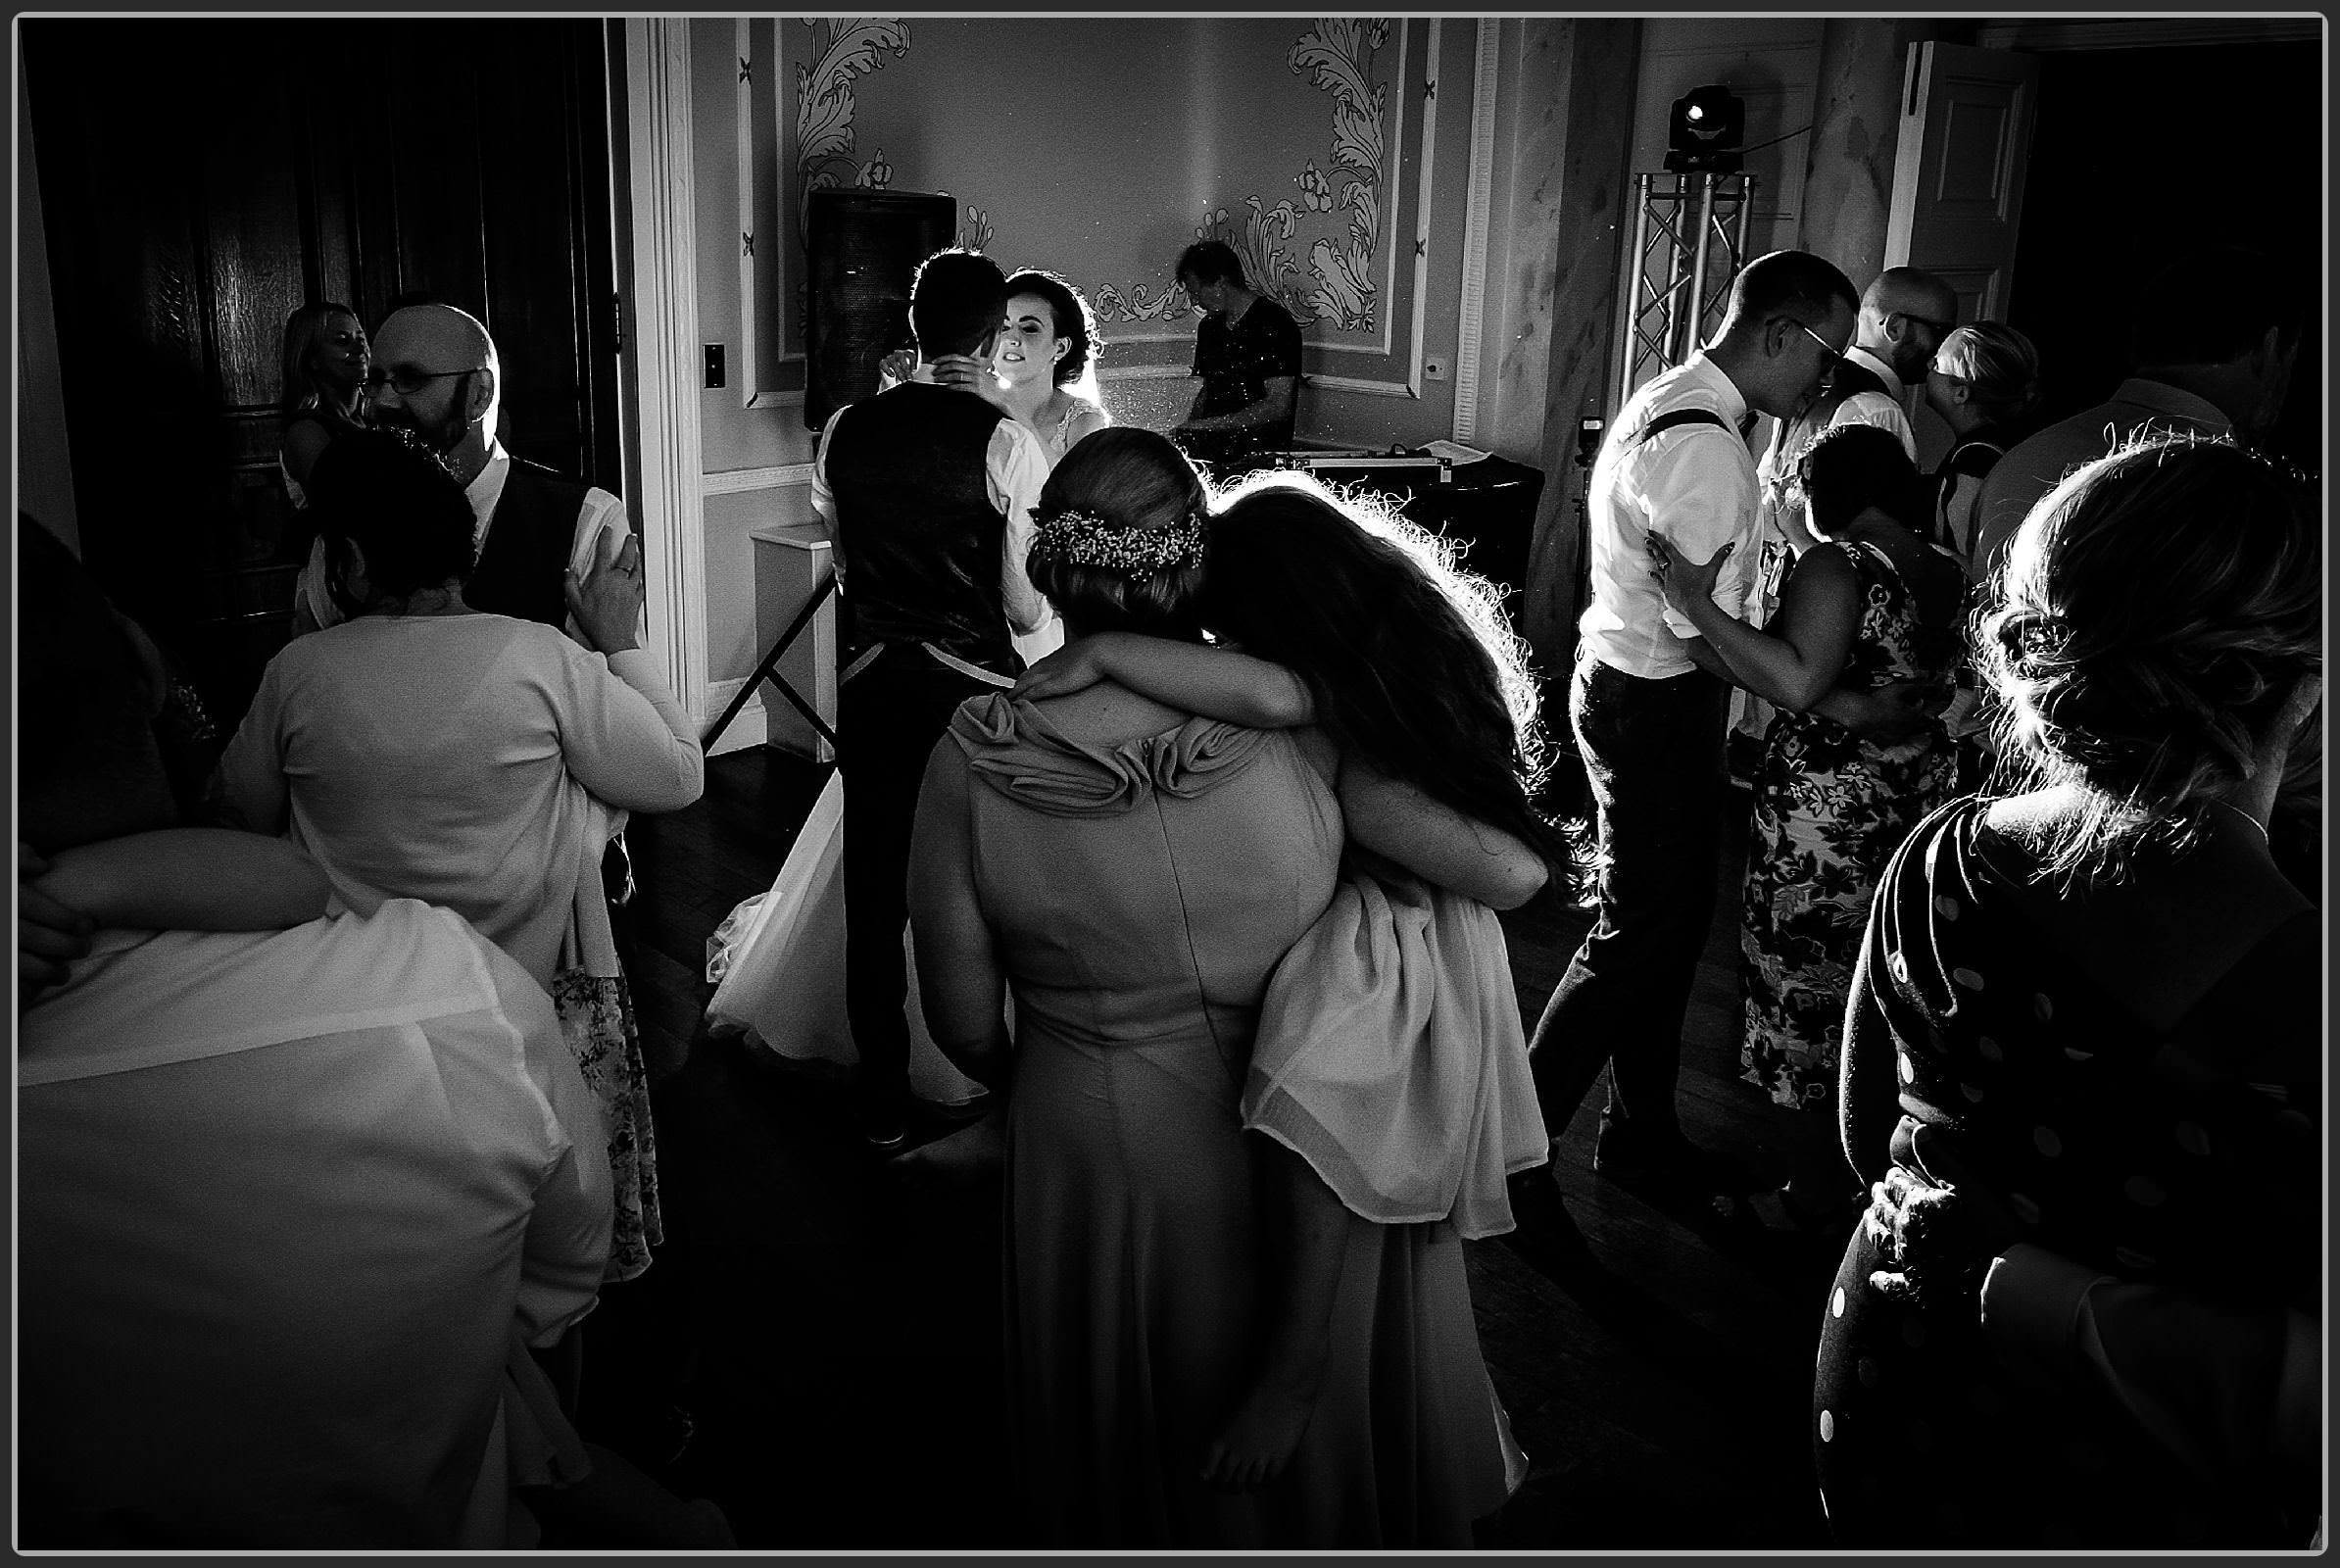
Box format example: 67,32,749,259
687,17,1529,733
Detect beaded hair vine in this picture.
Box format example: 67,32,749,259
1033,507,1206,572
382,422,461,478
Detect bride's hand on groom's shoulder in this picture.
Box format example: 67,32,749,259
1013,635,1116,702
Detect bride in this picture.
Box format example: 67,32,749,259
992,269,1110,464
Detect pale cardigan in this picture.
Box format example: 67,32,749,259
219,613,702,988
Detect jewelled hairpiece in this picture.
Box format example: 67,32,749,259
382,422,460,477
1033,507,1205,572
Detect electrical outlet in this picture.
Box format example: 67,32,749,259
704,344,726,389
1424,356,1448,381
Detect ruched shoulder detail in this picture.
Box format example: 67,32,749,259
947,691,1275,818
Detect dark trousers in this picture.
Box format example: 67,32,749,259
840,648,994,1105
1527,650,1731,1146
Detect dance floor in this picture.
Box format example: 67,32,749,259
599,742,1842,1549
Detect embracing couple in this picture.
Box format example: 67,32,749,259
902,422,1567,1547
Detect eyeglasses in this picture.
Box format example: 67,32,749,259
363,366,484,398
1783,318,1843,382
1898,312,1958,341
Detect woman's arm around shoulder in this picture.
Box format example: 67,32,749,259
1334,754,1548,909
1013,632,1316,728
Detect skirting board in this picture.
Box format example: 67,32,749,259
704,676,836,763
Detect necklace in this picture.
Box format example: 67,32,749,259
2206,798,2271,843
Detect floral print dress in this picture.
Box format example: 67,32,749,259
1739,538,1956,1111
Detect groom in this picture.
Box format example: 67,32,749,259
808,247,1052,1150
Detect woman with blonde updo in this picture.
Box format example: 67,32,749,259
909,429,1546,1547
1813,434,2320,1548
1922,321,2042,567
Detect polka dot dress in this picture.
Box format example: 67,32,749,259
1811,799,2319,1548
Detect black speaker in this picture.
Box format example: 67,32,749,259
804,188,960,429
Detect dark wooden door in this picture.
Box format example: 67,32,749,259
24,19,623,727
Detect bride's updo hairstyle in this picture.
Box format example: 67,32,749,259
1024,427,1209,641
1003,269,1099,389
1979,433,2318,882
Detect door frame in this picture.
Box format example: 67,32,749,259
620,18,708,727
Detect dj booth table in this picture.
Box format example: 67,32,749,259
1215,448,1544,615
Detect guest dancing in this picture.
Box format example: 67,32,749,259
909,431,1546,1546
1650,423,1963,1235
812,246,1051,1151
276,300,371,509
218,427,704,1282
1815,435,2320,1547
1922,321,2042,570
1015,469,1564,1543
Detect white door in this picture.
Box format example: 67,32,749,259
1885,40,2039,467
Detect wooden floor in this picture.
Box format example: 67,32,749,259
590,743,1850,1550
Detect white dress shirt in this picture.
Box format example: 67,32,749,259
1579,352,1762,679
1828,343,1919,457
20,900,610,1547
807,385,1053,638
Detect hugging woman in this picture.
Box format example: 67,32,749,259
912,430,1558,1546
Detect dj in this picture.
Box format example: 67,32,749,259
1170,240,1302,468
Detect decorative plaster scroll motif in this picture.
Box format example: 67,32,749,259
1093,277,1191,323
795,19,911,235
1094,18,1392,332
1288,18,1389,331
1194,199,1306,324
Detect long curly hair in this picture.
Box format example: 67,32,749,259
1978,433,2319,884
1200,472,1573,883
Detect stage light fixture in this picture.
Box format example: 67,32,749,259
1665,84,1745,173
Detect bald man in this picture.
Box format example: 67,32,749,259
292,303,632,642
1735,267,1958,738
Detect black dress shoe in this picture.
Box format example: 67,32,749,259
855,1097,907,1152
